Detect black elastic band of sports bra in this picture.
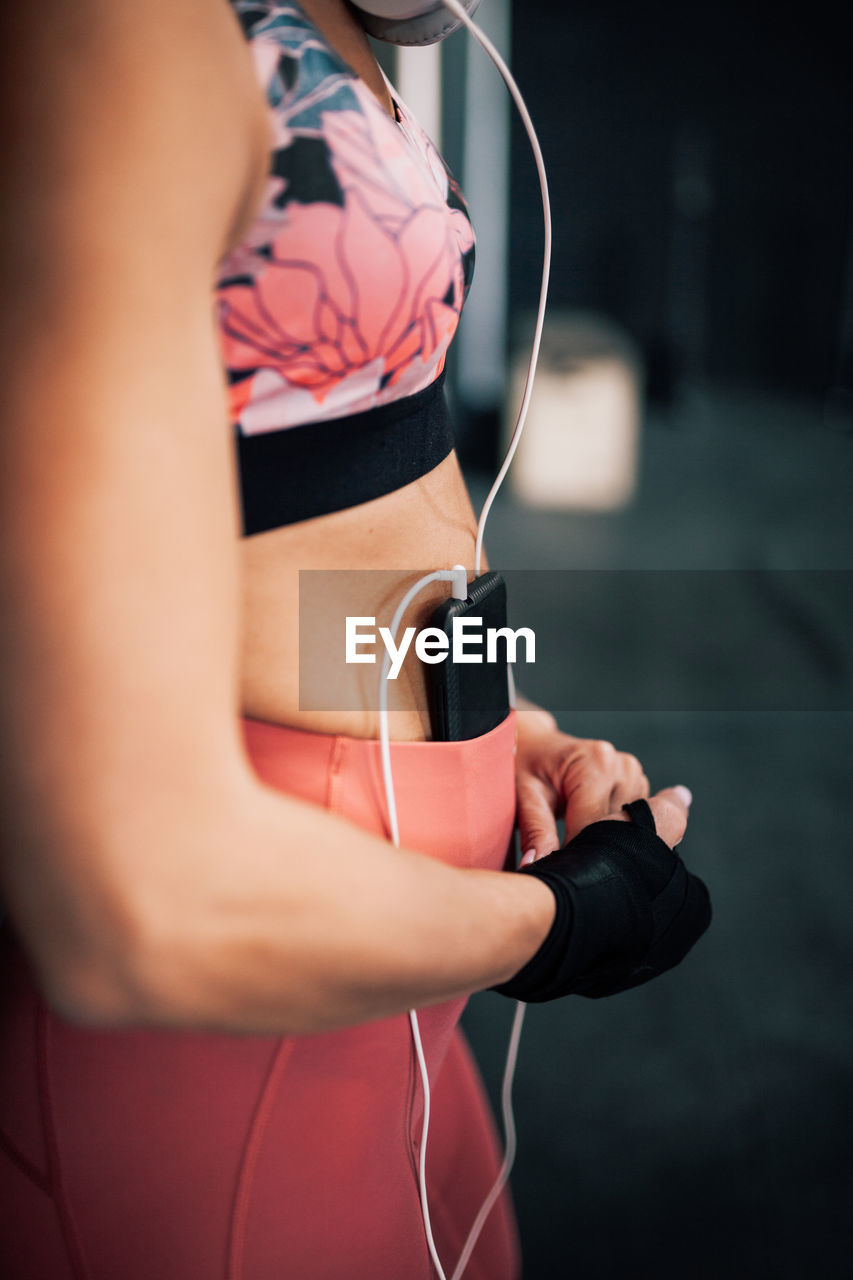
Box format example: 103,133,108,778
236,373,454,536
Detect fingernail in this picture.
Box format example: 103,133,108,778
673,785,693,807
520,848,537,867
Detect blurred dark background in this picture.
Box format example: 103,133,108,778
502,0,853,412
392,0,853,1276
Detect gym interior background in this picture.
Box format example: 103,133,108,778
380,1,852,1275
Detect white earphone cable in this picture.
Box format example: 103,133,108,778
436,0,553,575
377,567,467,849
377,2,553,1275
378,568,465,1280
408,1007,448,1279
449,997,526,1280
379,582,526,1280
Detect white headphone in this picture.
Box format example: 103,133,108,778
349,0,482,46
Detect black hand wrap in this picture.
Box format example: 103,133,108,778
492,800,712,1001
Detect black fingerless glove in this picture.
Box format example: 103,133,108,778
492,800,711,1001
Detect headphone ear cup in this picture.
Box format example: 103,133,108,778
350,0,482,47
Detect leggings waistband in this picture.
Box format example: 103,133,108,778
240,709,518,868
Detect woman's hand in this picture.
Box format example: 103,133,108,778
515,699,651,860
491,784,710,1003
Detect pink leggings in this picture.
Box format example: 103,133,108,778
0,713,521,1279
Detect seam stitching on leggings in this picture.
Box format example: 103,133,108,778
227,1037,295,1280
404,1012,422,1185
327,735,346,813
37,1005,91,1280
0,1125,52,1196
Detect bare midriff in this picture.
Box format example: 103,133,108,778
234,2,476,741
238,451,481,741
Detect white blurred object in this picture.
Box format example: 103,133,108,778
506,312,643,511
396,42,442,144
457,0,512,411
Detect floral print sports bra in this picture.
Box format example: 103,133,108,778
218,2,476,533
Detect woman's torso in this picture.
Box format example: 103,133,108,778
223,0,481,741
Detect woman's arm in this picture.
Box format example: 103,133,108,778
0,0,557,1033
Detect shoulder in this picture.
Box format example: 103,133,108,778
0,0,268,269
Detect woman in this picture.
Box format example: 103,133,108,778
0,2,707,1277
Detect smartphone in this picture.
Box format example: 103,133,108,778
426,571,511,741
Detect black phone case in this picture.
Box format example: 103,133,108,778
426,571,511,741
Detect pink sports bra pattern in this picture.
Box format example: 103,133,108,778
218,1,475,436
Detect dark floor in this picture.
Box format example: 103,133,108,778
461,386,853,1279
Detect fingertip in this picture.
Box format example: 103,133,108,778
673,785,693,808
